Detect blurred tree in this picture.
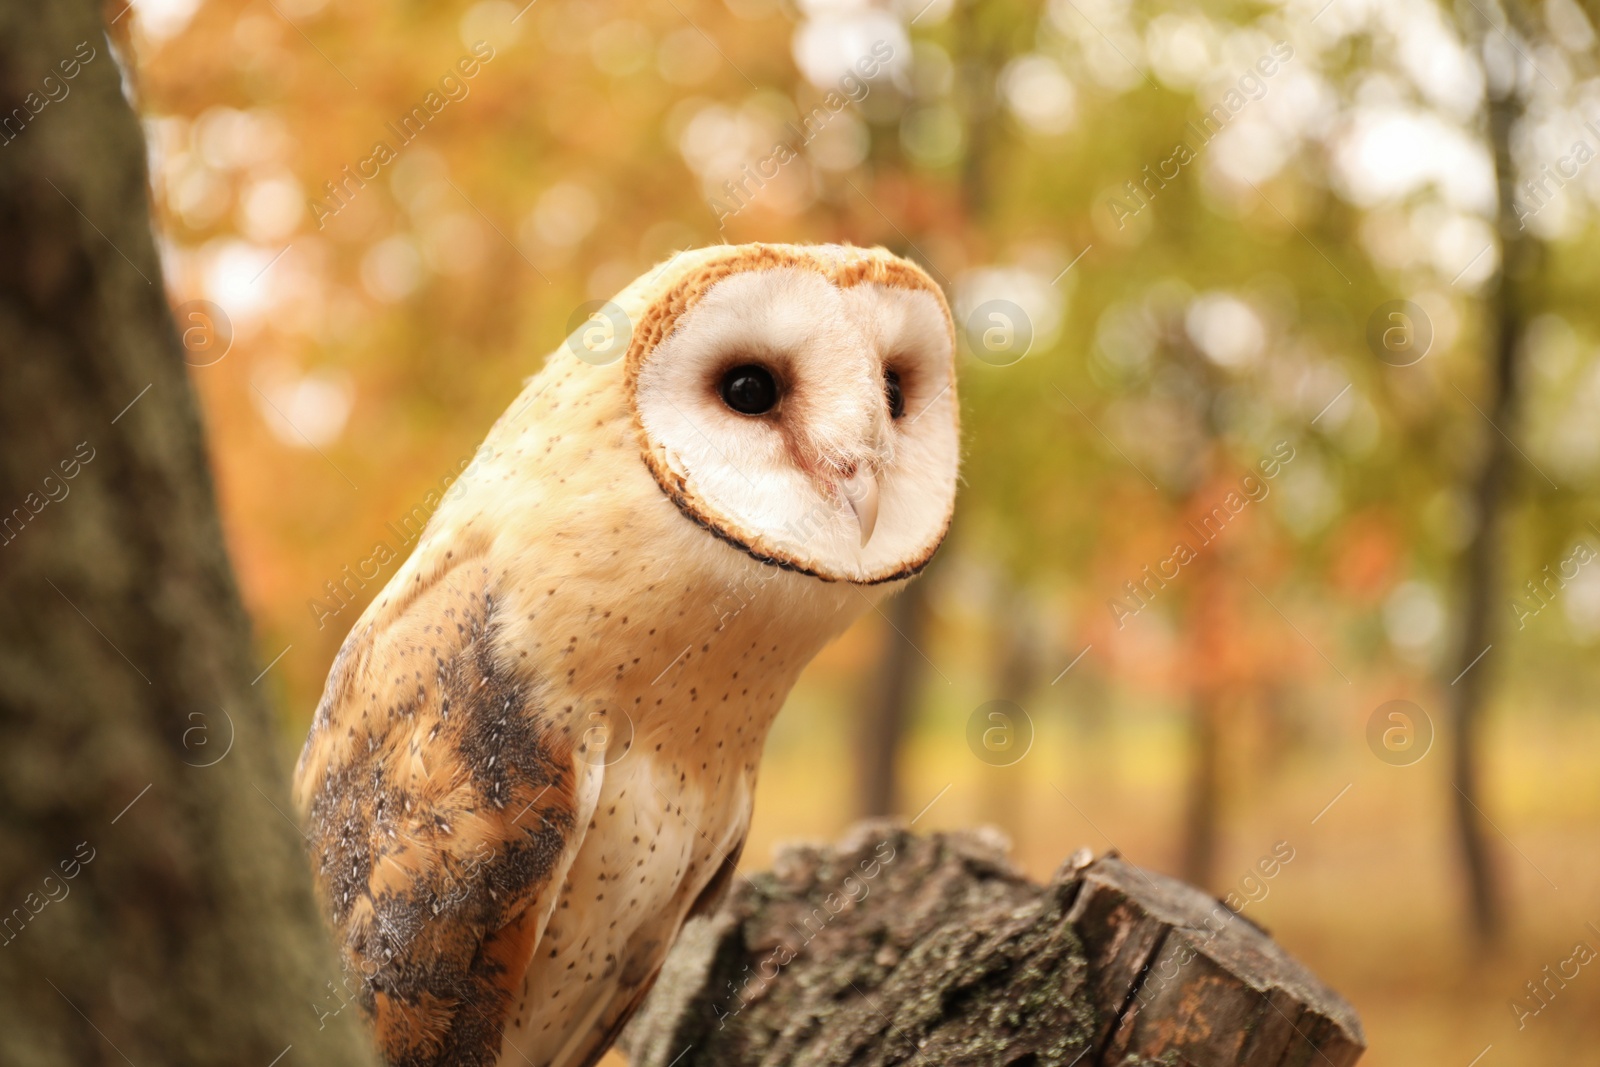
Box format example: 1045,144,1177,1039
851,0,1041,821
970,579,1046,832
1444,0,1542,947
1178,499,1230,889
855,584,927,815
0,2,374,1063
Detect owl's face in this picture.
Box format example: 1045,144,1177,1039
624,244,959,585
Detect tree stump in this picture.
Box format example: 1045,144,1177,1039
620,822,1364,1067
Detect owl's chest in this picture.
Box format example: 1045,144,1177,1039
492,548,831,1062
500,678,775,1064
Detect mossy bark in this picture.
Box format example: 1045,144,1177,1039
623,824,1364,1067
0,2,375,1064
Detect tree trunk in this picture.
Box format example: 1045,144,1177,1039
1446,12,1540,947
1180,689,1223,891
856,578,930,816
977,583,1040,837
1178,493,1230,892
620,824,1365,1066
0,3,375,1064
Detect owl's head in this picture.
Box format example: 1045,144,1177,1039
616,243,959,586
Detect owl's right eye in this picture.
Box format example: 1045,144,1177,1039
719,365,779,416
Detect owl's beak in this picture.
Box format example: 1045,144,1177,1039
839,469,880,547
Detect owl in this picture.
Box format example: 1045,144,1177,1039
293,242,961,1067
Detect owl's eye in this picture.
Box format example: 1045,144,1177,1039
719,365,779,416
885,368,905,420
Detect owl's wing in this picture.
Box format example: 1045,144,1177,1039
295,545,601,1067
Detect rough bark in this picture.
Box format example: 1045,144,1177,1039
621,824,1365,1067
0,3,375,1064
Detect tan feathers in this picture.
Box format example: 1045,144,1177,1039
293,243,960,1066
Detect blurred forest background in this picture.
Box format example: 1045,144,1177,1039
112,0,1600,1059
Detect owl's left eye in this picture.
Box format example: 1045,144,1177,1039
719,365,779,416
884,369,905,420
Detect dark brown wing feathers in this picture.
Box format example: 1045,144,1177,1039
297,553,581,1067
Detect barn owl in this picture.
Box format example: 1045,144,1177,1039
293,242,960,1067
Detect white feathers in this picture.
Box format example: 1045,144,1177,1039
633,259,959,584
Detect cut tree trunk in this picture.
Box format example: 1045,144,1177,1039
621,823,1365,1067
0,2,374,1064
